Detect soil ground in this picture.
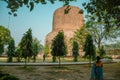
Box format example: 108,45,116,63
0,63,120,80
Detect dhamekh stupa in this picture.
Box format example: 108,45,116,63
45,6,84,56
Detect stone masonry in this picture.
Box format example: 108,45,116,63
45,6,84,56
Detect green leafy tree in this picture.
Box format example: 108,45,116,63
72,41,79,62
44,44,50,56
83,34,96,65
99,46,106,57
0,25,11,55
7,38,15,62
19,28,33,67
85,13,120,52
83,0,120,32
71,26,88,49
0,39,4,56
14,47,21,62
2,0,76,16
51,31,66,67
32,38,43,62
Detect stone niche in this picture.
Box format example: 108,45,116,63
45,6,84,56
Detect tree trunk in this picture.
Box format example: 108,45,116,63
89,55,92,67
24,58,27,68
98,37,101,51
28,57,30,62
33,55,36,63
58,56,61,68
52,56,56,62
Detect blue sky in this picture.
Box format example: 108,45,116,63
0,0,89,46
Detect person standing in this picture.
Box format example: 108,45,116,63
91,56,104,80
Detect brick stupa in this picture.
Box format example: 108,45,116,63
45,6,84,56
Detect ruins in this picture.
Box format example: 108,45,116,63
45,6,84,56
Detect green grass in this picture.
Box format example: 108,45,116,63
0,63,120,80
0,71,19,80
0,56,89,63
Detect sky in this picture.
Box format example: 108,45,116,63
0,0,89,46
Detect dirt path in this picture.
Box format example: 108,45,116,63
0,63,120,80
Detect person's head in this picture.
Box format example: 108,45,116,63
96,56,101,61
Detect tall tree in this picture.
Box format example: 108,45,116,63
72,41,79,62
83,0,120,32
51,31,66,67
19,28,33,67
32,38,43,62
14,46,21,62
44,43,50,56
85,13,120,51
0,25,11,55
98,46,106,57
71,26,88,49
7,38,15,62
83,34,96,65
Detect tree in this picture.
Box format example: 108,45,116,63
72,41,79,62
71,26,88,49
98,46,106,57
7,38,15,62
2,0,76,16
0,25,11,55
0,39,4,56
83,0,120,32
14,47,21,62
84,13,120,52
51,31,66,67
32,38,43,62
83,34,96,65
44,44,50,57
19,28,33,67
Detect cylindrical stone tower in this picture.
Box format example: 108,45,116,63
45,6,84,56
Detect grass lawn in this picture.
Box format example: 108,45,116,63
0,63,120,80
0,56,89,63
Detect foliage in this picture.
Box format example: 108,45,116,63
83,0,120,32
72,41,79,62
83,34,96,62
51,31,66,56
14,47,21,62
2,0,76,16
33,38,43,52
104,42,120,55
71,26,88,50
0,41,4,56
51,31,66,66
84,13,120,51
19,28,33,66
32,38,43,62
64,45,68,56
98,46,106,57
7,38,15,62
0,25,11,55
52,56,56,62
104,41,120,49
44,43,50,56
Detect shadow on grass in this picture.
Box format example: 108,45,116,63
16,66,37,72
0,71,19,80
